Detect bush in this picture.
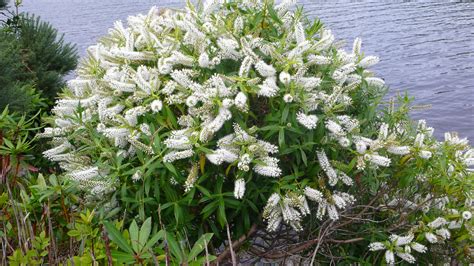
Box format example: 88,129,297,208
0,8,78,112
15,15,78,101
41,0,472,264
0,31,45,112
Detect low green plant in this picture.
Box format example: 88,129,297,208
8,231,50,266
103,217,215,265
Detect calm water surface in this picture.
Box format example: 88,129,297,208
21,0,474,140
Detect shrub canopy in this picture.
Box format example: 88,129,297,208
0,13,77,112
42,0,473,263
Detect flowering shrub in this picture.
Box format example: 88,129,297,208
41,0,473,263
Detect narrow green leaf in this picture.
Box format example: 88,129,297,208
143,230,165,251
139,217,152,252
188,233,213,262
129,220,139,253
166,232,183,262
103,221,134,254
110,250,136,264
278,128,285,147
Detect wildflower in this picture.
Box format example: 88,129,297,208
419,150,432,159
217,37,242,60
304,187,323,202
206,149,238,165
132,170,142,182
325,120,344,136
233,16,244,33
163,149,194,163
69,167,99,181
307,54,331,65
317,150,338,186
428,217,447,228
186,95,198,107
258,77,279,97
234,92,248,110
298,77,321,90
239,56,253,77
355,141,367,154
389,234,414,246
364,153,391,167
425,232,438,243
198,53,210,68
43,141,73,159
164,136,192,150
255,60,276,77
410,242,427,253
338,137,351,148
294,22,305,44
279,71,291,85
358,56,380,68
366,77,385,87
150,99,163,112
352,37,362,55
387,146,410,155
462,211,472,220
183,164,199,192
414,133,425,147
396,252,415,264
296,112,318,129
378,123,389,140
253,164,282,177
283,94,294,103
444,132,469,146
368,242,385,251
435,228,450,240
234,178,246,199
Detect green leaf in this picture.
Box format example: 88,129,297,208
280,105,290,123
217,201,227,227
103,221,134,254
278,128,285,147
36,174,47,190
129,220,140,253
139,217,152,252
110,250,136,264
67,230,80,237
300,149,307,166
188,233,213,262
174,203,183,224
143,230,165,251
166,232,183,262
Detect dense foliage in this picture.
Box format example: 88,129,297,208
1,108,216,265
2,0,472,264
0,1,78,112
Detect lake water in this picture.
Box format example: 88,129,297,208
21,0,474,141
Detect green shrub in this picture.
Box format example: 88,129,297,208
40,0,473,264
0,6,77,112
0,31,44,112
15,15,78,101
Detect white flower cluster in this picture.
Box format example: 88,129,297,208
262,193,311,232
369,233,426,265
369,208,473,264
206,124,281,177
